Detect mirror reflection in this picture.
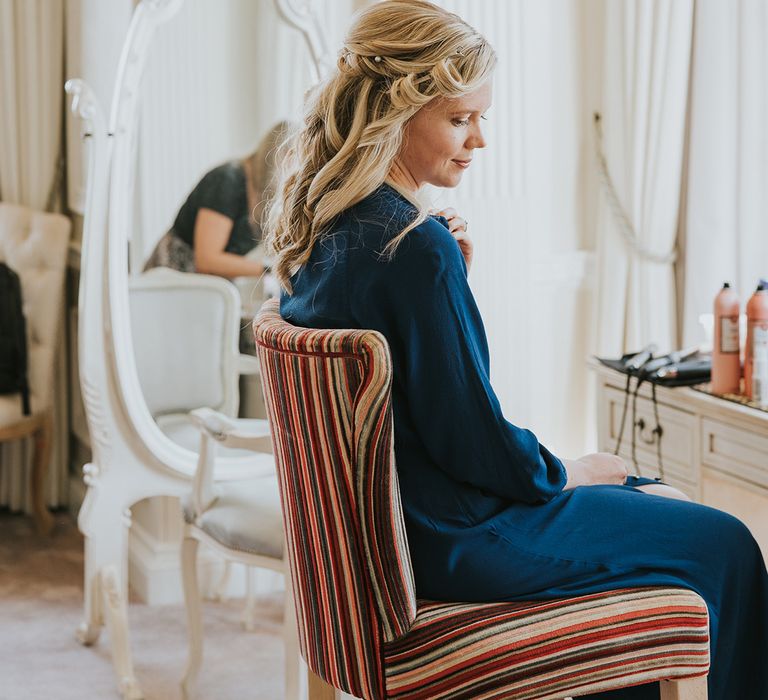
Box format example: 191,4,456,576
142,120,289,281
129,0,316,436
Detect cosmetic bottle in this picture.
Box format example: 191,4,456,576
753,343,768,408
745,282,768,399
712,282,741,394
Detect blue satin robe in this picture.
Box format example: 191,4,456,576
280,183,768,700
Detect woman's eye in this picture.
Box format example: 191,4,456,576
452,118,470,127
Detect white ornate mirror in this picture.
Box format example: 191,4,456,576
64,1,350,695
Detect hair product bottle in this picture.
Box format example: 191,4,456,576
745,281,768,399
712,282,741,395
753,343,768,408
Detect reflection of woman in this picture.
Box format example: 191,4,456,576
264,2,768,699
144,121,288,277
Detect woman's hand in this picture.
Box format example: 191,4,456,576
562,452,628,490
432,207,473,272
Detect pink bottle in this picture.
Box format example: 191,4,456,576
712,282,741,395
745,282,768,399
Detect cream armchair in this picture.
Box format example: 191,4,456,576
0,203,70,534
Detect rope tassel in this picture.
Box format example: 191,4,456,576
593,112,677,265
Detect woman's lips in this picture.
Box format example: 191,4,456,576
452,159,472,169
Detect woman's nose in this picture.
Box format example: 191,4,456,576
467,124,487,149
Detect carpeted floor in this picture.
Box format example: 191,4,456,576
0,511,285,699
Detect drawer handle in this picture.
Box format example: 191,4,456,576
635,417,662,445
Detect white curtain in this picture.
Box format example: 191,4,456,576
594,0,694,356
0,0,64,208
0,0,67,511
681,0,768,347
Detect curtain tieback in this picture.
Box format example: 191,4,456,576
593,112,677,266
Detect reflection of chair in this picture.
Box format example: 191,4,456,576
252,299,710,700
130,268,259,452
0,203,70,534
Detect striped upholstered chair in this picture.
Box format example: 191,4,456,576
253,298,710,700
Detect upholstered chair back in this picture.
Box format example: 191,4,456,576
129,268,240,419
253,299,417,700
0,203,70,416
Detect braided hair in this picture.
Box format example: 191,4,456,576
264,0,496,293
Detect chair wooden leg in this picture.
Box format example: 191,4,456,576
181,536,203,699
213,560,232,602
101,565,144,699
31,412,53,535
308,667,337,700
660,676,708,700
283,573,300,700
241,566,257,631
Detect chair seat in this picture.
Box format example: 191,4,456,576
383,587,709,700
157,413,271,458
181,475,284,559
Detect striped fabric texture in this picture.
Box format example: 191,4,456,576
255,299,417,699
383,587,709,699
253,299,709,700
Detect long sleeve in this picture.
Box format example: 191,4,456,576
350,217,566,504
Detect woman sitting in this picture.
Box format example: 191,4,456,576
264,2,768,698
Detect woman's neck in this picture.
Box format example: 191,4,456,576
387,159,420,194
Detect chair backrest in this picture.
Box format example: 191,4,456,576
254,298,417,700
129,268,241,418
0,203,70,414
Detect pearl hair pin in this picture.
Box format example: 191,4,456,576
374,55,383,62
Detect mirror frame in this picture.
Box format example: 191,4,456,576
69,0,331,486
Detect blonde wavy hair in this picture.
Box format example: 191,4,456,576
264,0,496,293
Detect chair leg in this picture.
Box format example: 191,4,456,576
100,565,144,699
283,574,300,700
241,566,256,631
308,667,337,700
181,536,203,699
660,676,708,700
213,560,232,602
31,412,54,535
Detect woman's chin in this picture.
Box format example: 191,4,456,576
432,173,464,189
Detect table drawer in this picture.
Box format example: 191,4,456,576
701,418,768,490
602,386,696,475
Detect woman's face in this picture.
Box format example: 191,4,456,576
398,80,492,190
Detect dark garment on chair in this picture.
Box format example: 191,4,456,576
281,182,768,700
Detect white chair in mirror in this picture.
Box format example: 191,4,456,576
0,203,70,535
129,267,258,452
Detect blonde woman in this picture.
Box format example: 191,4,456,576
265,2,767,698
144,121,289,277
